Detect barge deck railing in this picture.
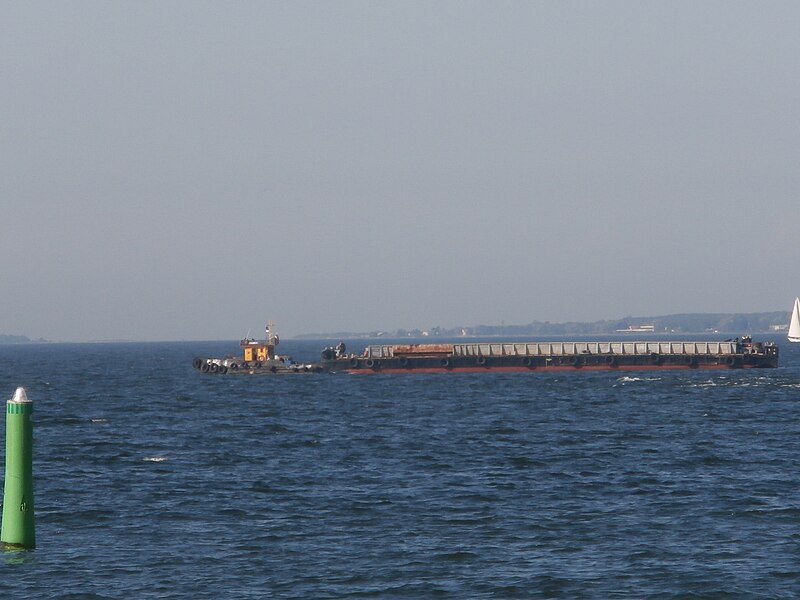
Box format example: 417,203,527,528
362,341,749,359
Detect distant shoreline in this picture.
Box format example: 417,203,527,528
295,311,789,340
3,311,789,343
0,334,36,344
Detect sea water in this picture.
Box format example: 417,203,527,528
0,335,798,598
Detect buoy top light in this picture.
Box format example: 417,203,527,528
10,387,30,404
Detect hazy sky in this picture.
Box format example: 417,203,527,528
2,1,799,341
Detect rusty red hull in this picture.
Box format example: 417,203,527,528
342,363,765,374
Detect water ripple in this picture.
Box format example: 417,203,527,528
0,339,798,597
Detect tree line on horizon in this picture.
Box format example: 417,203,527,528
468,312,788,336
0,334,33,344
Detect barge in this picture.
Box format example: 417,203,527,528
319,336,778,373
193,331,778,375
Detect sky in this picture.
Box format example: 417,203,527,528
2,1,799,341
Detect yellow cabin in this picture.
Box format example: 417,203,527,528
241,341,275,362
240,321,280,363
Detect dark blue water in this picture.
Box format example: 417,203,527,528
1,335,799,598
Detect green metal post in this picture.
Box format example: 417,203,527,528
1,387,35,549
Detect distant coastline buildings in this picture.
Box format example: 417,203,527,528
614,325,656,333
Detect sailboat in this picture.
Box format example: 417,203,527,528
789,298,800,342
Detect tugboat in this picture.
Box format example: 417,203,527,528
192,322,324,375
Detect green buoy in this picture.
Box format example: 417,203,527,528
1,387,35,549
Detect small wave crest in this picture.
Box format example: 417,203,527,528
616,376,662,383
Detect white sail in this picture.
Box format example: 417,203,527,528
788,298,800,342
